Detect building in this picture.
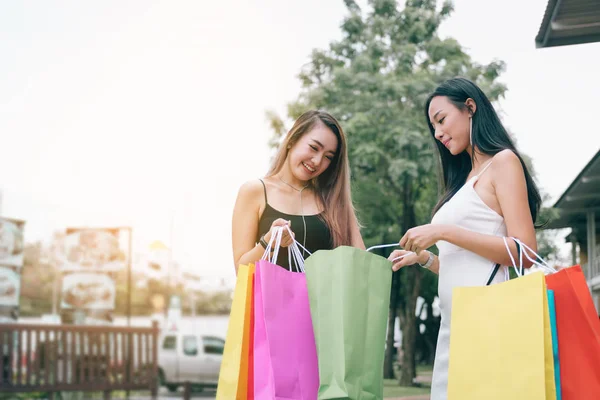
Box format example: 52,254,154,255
535,1,600,310
536,0,600,49
543,151,600,309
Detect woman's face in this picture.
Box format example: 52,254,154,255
288,123,339,182
428,96,472,156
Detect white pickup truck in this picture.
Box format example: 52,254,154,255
158,331,224,393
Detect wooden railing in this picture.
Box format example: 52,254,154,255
0,321,159,399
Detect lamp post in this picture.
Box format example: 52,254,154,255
124,227,133,327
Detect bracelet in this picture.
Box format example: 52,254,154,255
419,250,435,269
259,234,269,250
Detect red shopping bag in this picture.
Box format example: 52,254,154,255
546,265,600,400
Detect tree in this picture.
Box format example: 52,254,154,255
267,0,507,385
519,151,563,263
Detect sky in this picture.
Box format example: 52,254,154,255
1,0,599,283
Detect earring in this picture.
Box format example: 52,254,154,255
469,117,473,147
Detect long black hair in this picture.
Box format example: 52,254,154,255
424,77,541,223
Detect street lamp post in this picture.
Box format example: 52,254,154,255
125,227,133,327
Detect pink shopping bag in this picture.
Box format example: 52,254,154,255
253,259,319,399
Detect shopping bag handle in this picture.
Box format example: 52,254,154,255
261,226,284,263
262,225,311,272
285,225,310,273
486,237,557,285
510,237,557,274
289,242,307,272
286,225,312,257
505,236,524,277
486,238,520,285
366,243,398,252
366,243,415,263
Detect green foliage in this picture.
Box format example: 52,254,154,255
266,0,510,385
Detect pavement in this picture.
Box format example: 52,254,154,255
126,389,431,400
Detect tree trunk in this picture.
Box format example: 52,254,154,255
398,172,421,386
398,266,422,386
424,301,438,365
383,305,397,379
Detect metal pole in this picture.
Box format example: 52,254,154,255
52,272,58,315
169,212,174,287
191,291,196,318
126,228,134,400
587,212,596,279
127,227,132,327
151,320,159,399
588,212,596,278
166,213,174,317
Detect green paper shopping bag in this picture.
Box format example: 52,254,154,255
305,246,392,400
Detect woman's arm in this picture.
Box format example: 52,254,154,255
350,214,366,250
231,181,264,273
389,249,440,273
231,181,295,274
399,150,537,269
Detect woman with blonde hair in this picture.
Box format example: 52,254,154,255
232,110,364,272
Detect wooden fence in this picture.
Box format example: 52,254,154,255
0,321,159,399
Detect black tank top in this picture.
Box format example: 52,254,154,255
257,179,333,270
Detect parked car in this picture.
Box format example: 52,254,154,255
158,331,224,392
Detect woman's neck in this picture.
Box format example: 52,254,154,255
468,148,493,172
276,165,309,191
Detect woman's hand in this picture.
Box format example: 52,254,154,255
264,218,295,248
400,224,447,255
388,250,424,272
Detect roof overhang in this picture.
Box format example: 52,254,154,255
536,0,600,48
545,150,600,230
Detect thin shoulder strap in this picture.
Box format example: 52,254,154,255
477,160,494,178
258,179,268,205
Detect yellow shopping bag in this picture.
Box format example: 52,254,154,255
216,263,255,400
447,271,556,400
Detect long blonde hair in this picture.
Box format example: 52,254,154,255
266,110,357,247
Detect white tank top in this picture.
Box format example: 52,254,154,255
431,159,507,309
429,160,508,400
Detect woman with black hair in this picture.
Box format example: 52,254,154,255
388,77,542,399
